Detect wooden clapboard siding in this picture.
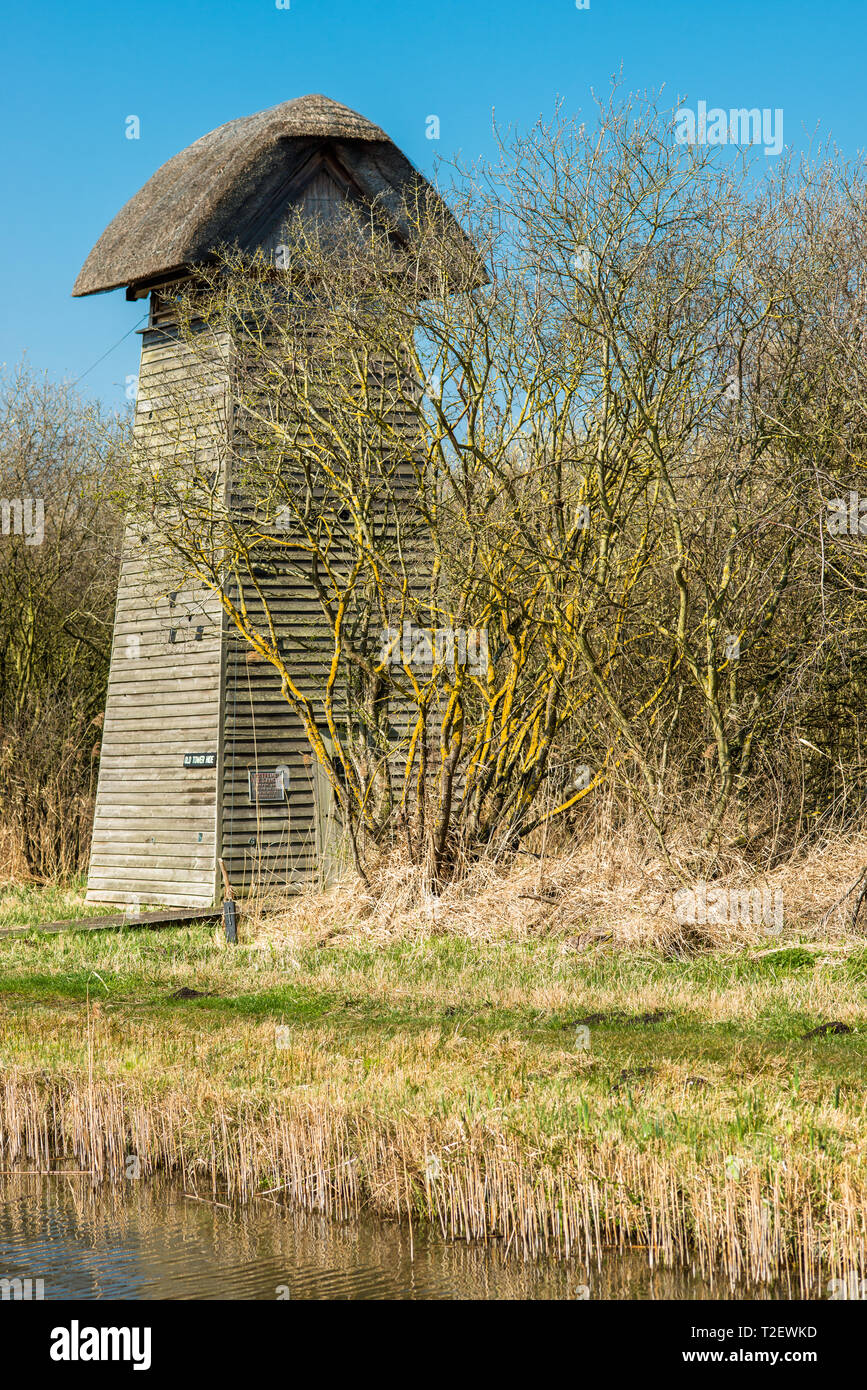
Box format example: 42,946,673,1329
214,470,355,894
86,321,229,907
218,343,429,882
219,611,324,895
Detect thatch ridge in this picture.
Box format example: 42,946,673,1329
73,94,429,297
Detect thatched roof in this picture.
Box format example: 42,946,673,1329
74,95,462,297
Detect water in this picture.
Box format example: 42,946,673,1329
0,1176,797,1300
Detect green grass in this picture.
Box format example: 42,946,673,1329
1,919,863,1096
0,878,120,931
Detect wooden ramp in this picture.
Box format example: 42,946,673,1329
0,905,224,940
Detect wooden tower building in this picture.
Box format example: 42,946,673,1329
74,95,464,909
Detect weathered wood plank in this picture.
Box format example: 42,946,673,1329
0,905,227,939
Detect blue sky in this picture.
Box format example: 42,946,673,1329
1,0,863,406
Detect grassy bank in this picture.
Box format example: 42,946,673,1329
0,894,865,1293
0,878,118,931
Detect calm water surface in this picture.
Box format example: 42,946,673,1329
0,1177,800,1300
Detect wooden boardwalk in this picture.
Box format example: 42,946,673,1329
0,905,225,940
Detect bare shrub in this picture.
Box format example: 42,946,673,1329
0,362,124,880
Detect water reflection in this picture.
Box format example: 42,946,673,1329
0,1176,800,1300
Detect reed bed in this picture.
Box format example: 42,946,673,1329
0,1067,863,1292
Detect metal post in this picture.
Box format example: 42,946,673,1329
223,899,238,944
218,857,237,943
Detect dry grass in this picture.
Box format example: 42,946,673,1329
244,819,867,953
0,824,31,884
